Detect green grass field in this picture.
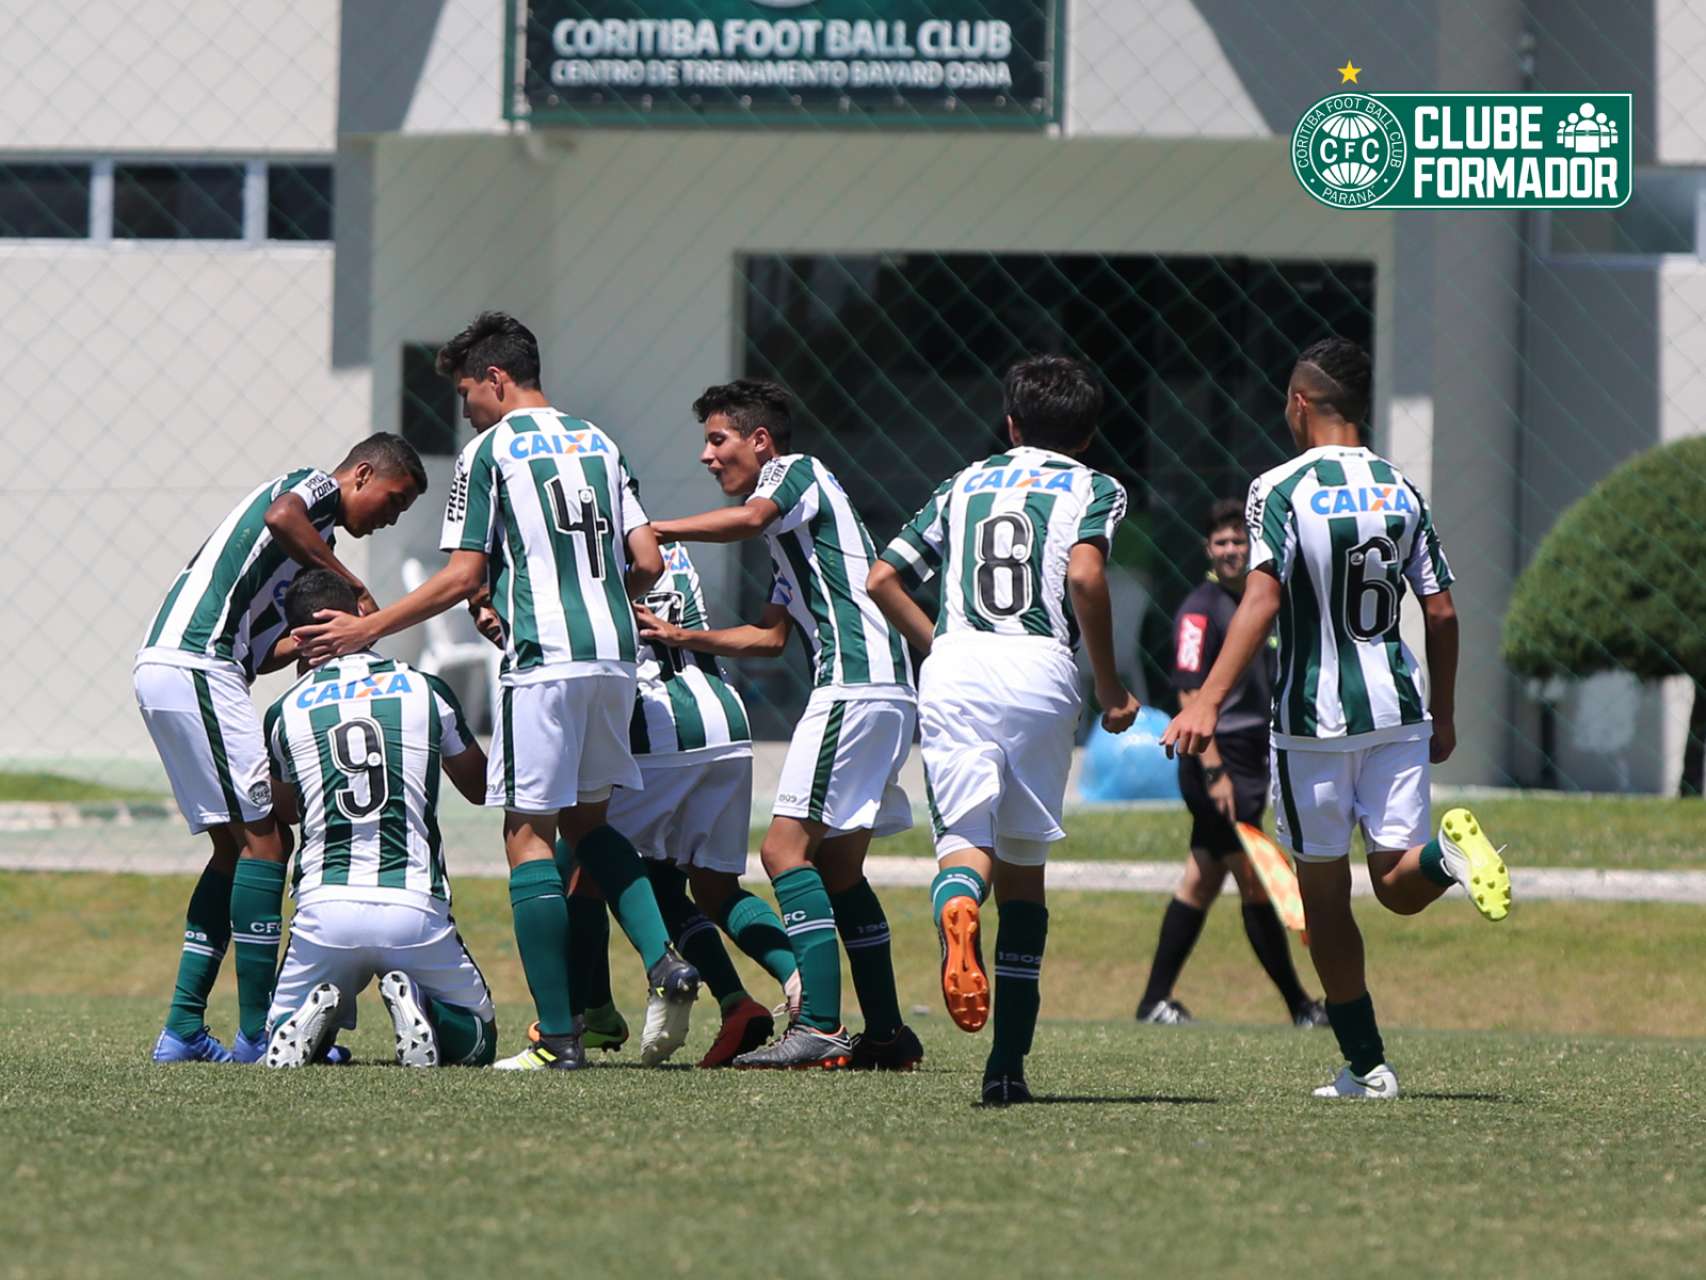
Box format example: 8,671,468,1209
3,868,1706,1278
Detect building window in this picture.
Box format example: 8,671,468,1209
0,163,92,238
266,163,333,242
113,163,245,240
1548,170,1701,258
401,342,459,456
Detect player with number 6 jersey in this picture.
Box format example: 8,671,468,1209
1162,337,1511,1102
869,355,1141,1104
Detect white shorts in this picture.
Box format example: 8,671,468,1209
607,752,753,875
1272,737,1431,861
133,658,271,835
266,896,496,1035
918,636,1079,866
773,690,914,837
489,672,644,812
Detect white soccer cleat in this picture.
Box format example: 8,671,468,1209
1437,808,1511,922
378,970,439,1068
638,949,700,1067
266,983,344,1069
1312,1062,1401,1099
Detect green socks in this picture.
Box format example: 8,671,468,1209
829,878,902,1039
427,999,498,1067
509,860,575,1036
1326,992,1387,1076
645,863,746,1006
164,865,233,1037
230,857,286,1040
930,865,988,926
1418,837,1455,887
720,890,797,987
556,836,614,1020
773,865,841,1031
988,900,1048,1078
574,824,671,969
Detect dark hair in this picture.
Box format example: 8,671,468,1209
436,311,542,389
692,378,793,451
1292,337,1371,425
337,432,428,494
285,569,360,631
1002,355,1103,451
1205,498,1245,538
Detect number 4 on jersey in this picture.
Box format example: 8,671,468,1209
544,475,610,580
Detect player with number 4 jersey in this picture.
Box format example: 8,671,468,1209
1162,337,1511,1102
869,355,1141,1104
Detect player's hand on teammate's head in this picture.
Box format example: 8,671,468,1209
1098,685,1141,736
295,609,377,665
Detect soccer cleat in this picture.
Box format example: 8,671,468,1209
1136,998,1194,1026
699,997,775,1069
527,1003,631,1055
494,1030,584,1071
265,983,344,1069
639,948,701,1067
231,1029,267,1064
1438,808,1511,922
1292,999,1331,1029
320,1044,353,1066
981,1073,1033,1106
151,1026,234,1064
937,897,990,1033
849,1024,925,1072
379,970,439,1068
1313,1062,1401,1099
732,1021,853,1070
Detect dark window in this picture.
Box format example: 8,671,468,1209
113,164,244,239
0,163,92,238
738,252,1376,728
401,342,458,456
1550,171,1698,257
267,163,333,241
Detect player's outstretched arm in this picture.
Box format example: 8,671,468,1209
866,561,934,658
652,499,780,545
625,524,664,599
1067,541,1140,733
1161,570,1281,757
636,600,790,659
441,744,489,806
296,550,489,664
1420,588,1459,763
265,492,375,613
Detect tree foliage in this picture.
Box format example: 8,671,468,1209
1504,436,1706,681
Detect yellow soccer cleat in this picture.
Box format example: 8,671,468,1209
1438,807,1511,922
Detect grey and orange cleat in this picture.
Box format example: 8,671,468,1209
732,1021,852,1070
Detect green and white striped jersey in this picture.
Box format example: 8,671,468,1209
141,469,341,682
265,652,472,909
880,447,1127,650
630,542,752,761
751,454,913,693
1246,445,1454,749
442,408,648,675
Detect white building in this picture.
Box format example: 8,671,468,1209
2,0,1699,793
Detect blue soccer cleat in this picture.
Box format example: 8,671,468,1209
231,1029,267,1064
152,1026,235,1063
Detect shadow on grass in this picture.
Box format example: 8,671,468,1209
979,1094,1218,1108
1404,1091,1517,1103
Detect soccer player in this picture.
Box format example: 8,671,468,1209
261,571,498,1068
644,379,921,1071
584,539,801,1067
136,433,426,1063
295,311,699,1071
1161,336,1511,1100
868,354,1140,1105
1135,499,1326,1029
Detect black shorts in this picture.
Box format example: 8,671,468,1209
1177,728,1269,857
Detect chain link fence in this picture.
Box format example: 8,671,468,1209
0,0,1701,871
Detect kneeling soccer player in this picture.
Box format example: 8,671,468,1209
1163,337,1510,1100
868,355,1140,1104
262,571,497,1068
